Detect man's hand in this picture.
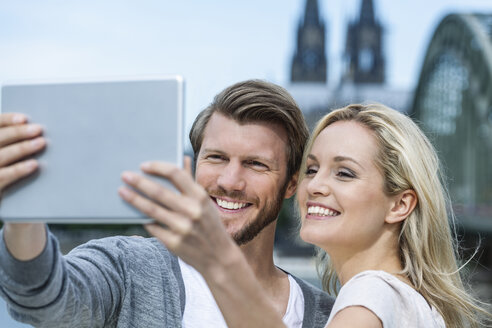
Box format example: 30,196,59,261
118,158,238,275
0,113,47,261
0,113,45,192
119,158,286,328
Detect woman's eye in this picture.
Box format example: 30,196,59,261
336,169,356,178
305,166,318,176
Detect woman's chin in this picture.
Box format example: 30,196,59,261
299,224,321,246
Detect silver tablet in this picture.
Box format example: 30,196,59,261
0,76,184,223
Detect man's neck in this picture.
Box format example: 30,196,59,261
239,225,277,277
239,222,290,317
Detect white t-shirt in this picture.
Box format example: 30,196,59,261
326,270,445,328
179,258,305,328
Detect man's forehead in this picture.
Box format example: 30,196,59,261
200,114,289,163
203,113,288,141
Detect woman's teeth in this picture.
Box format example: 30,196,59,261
307,206,339,217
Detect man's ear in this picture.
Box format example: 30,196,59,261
385,189,418,224
284,173,298,199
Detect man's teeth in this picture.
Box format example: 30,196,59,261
216,198,248,210
307,206,339,217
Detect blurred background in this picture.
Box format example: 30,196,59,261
1,0,492,326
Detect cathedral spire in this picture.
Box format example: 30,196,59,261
360,0,375,25
304,0,320,26
291,0,327,83
342,0,385,84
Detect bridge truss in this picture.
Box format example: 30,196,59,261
412,14,492,232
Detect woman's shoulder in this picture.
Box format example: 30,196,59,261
345,270,411,292
328,270,445,328
336,270,410,306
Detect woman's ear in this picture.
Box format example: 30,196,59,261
385,189,418,224
284,173,298,199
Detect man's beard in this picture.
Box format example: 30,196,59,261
231,191,284,245
211,179,289,246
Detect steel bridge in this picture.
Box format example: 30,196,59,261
411,13,492,233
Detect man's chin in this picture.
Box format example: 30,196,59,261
224,224,254,246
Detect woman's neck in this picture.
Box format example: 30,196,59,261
329,238,404,285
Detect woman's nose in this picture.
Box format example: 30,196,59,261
306,173,330,197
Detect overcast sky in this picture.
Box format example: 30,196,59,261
1,0,491,134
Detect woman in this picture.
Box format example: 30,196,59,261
294,103,489,327
123,103,490,327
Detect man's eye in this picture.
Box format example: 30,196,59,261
207,155,225,161
253,161,267,167
246,160,268,170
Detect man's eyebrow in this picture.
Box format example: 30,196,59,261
201,149,277,166
201,148,225,155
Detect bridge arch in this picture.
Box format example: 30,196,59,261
412,14,492,231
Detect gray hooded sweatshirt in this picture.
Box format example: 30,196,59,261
0,228,333,327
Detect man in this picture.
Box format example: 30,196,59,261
0,80,334,327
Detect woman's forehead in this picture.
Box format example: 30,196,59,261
313,121,378,158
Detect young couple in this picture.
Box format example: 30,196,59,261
0,80,489,327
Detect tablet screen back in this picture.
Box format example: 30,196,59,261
0,77,184,223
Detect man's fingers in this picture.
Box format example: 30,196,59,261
121,170,204,217
0,124,43,148
0,113,27,128
144,223,181,251
118,186,194,235
140,161,201,196
183,156,192,175
121,171,180,207
0,160,38,190
0,137,46,167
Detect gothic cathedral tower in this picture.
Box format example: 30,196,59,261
343,0,385,84
291,0,327,83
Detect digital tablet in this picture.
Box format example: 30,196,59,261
0,76,184,223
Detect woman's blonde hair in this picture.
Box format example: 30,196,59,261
299,103,491,327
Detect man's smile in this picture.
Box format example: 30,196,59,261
212,196,252,211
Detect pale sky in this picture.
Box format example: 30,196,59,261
1,0,491,137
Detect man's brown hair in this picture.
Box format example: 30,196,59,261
189,79,308,179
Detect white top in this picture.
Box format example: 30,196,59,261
179,258,305,328
326,270,445,328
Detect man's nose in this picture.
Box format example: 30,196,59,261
217,161,246,192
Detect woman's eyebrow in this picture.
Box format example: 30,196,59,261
307,154,318,161
333,155,363,169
